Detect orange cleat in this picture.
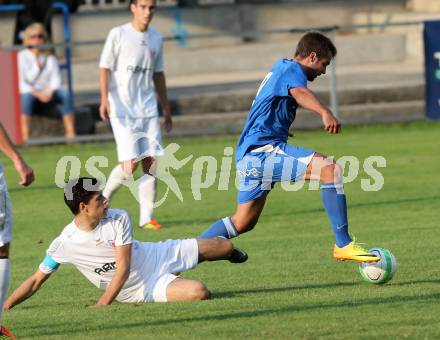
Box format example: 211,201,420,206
141,218,163,231
0,326,16,340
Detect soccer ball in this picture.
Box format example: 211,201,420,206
359,247,397,284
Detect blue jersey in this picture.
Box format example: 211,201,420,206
236,59,307,161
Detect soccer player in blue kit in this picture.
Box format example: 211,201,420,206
199,32,379,263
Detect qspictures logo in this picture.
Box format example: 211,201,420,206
56,135,387,209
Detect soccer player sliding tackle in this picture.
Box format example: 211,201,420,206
198,32,380,264
3,178,236,310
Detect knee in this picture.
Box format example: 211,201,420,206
321,162,343,183
0,243,10,257
122,162,139,175
189,282,211,301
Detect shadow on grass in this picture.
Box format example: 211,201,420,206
212,281,359,299
212,278,440,299
23,288,440,337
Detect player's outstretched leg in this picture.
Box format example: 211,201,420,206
305,153,379,263
197,196,267,263
197,238,234,262
166,278,211,302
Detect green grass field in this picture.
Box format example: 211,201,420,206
1,121,439,339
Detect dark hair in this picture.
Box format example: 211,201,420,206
130,0,156,5
294,31,337,60
64,177,100,215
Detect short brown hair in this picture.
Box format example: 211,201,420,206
294,31,337,60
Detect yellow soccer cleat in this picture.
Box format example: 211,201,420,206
333,240,380,263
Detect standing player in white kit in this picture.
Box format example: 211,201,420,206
99,0,172,230
0,122,34,339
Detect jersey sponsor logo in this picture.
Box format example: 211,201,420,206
94,261,116,275
126,65,151,74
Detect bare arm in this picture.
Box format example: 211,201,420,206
99,68,111,121
290,87,341,134
95,243,131,307
153,72,172,133
3,269,51,310
0,122,34,186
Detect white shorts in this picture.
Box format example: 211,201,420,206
0,176,12,247
141,239,199,303
109,116,163,162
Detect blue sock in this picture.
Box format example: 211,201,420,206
198,217,238,239
320,183,352,247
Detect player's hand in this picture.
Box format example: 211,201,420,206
91,302,107,308
32,91,51,103
322,110,341,134
163,114,172,133
99,98,110,121
14,159,34,187
39,94,51,103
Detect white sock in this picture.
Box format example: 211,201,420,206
103,165,128,200
138,173,156,226
0,258,10,327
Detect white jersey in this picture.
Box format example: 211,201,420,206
39,209,150,303
99,23,164,118
18,49,62,94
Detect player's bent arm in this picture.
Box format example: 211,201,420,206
0,123,34,186
289,87,341,134
290,87,330,117
95,243,131,307
0,123,25,165
153,72,172,132
99,68,111,120
3,269,52,310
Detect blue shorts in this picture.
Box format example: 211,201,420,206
21,90,73,116
236,143,315,204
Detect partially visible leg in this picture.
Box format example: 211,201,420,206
304,152,351,247
57,90,76,139
139,156,158,227
166,278,210,302
304,153,379,262
198,193,267,239
0,244,10,330
103,160,139,200
20,94,34,143
197,238,234,262
62,114,76,140
20,115,31,143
